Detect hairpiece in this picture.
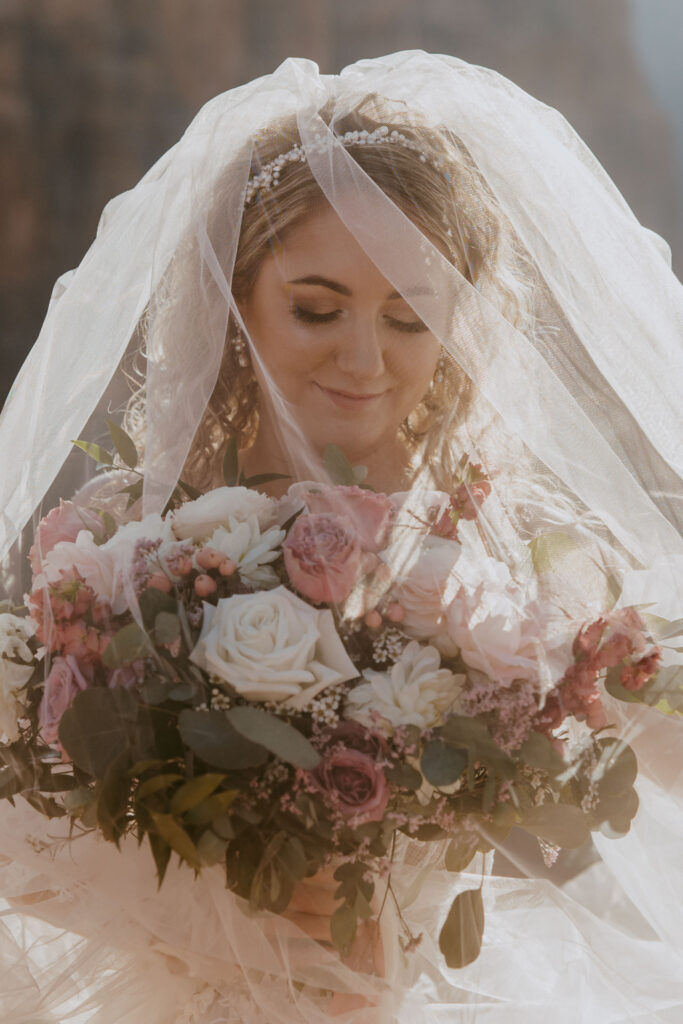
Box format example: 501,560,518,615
244,125,447,206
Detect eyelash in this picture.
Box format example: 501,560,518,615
290,304,428,334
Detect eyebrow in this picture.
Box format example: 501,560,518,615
287,275,434,300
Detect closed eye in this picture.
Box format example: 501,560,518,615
290,304,341,324
291,304,428,334
384,315,429,334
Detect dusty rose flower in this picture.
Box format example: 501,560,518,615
620,649,661,692
39,655,90,745
313,746,389,824
573,608,648,670
29,500,105,576
284,513,361,604
320,719,389,759
297,485,392,553
431,473,492,540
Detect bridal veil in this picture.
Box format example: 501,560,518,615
0,51,681,1023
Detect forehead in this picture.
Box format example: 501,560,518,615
265,203,393,289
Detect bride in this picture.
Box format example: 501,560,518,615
0,51,681,1023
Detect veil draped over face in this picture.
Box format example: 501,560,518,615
0,52,681,1023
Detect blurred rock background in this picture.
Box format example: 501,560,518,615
2,0,682,403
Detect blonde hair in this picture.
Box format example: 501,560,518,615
126,97,535,493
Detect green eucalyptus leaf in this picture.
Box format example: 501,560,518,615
597,786,639,837
444,835,479,873
438,888,485,969
323,444,357,486
643,615,683,642
330,903,357,954
242,472,291,488
154,611,180,646
58,687,142,780
385,762,423,791
223,437,239,487
517,803,590,848
592,738,638,796
518,732,566,781
62,785,94,814
178,478,202,501
278,836,308,883
197,829,228,866
72,439,114,466
151,812,201,870
170,773,225,815
167,682,195,703
103,622,152,669
183,790,238,827
135,773,184,801
225,706,320,769
96,751,132,842
529,531,577,573
140,677,174,705
106,418,139,469
211,812,235,839
149,832,172,887
138,589,176,629
421,739,466,787
178,709,268,771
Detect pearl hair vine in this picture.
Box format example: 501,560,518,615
244,125,448,206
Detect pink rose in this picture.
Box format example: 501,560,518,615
313,746,389,824
38,655,90,745
30,500,105,575
300,486,391,553
284,513,361,604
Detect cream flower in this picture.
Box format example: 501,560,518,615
172,487,275,541
388,536,461,643
446,520,544,685
0,613,36,743
206,518,285,588
345,640,464,733
190,586,358,707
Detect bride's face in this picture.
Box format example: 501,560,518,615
240,203,441,464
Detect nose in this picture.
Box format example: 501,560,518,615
335,317,385,380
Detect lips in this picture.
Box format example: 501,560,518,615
315,383,386,406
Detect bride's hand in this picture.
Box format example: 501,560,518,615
283,867,385,1016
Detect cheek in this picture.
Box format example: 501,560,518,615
393,341,440,398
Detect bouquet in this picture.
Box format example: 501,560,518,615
1,423,680,969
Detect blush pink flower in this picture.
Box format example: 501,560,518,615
312,746,389,823
620,649,661,692
39,655,90,745
284,513,361,604
29,501,105,576
300,486,392,553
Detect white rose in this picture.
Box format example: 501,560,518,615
0,613,35,662
345,640,464,733
389,536,461,642
0,614,36,743
172,487,275,541
206,518,285,588
190,586,358,707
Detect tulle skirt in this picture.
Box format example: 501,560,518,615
1,784,681,1024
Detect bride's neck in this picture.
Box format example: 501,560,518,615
240,419,413,497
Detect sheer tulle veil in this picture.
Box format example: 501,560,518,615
0,51,681,1023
